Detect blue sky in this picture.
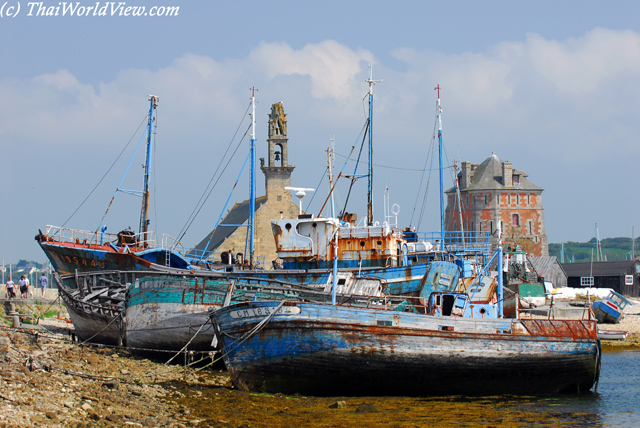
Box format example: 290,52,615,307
2,0,640,263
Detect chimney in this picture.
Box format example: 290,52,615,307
460,161,471,189
502,161,513,187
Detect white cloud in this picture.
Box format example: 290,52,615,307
525,28,640,95
249,40,376,101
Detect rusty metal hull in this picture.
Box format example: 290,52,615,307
213,301,601,396
38,240,153,275
37,238,194,275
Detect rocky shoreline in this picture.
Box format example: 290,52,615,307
0,318,230,427
2,296,640,427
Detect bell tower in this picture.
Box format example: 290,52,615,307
260,102,295,200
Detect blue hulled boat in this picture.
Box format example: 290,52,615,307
592,290,632,324
210,291,601,396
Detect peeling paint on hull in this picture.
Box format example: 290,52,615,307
213,301,601,396
39,241,154,275
124,278,230,352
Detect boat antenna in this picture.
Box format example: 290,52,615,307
366,64,382,226
249,87,258,266
435,85,445,251
139,95,158,241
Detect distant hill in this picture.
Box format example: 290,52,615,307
549,237,639,262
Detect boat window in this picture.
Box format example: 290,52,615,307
285,223,292,231
360,241,366,247
442,294,455,316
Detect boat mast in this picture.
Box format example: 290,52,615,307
249,87,257,266
366,65,382,227
139,95,158,240
327,140,336,218
435,85,445,251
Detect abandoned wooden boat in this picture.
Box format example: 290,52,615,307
123,275,345,353
210,292,601,396
592,290,632,324
53,270,197,346
53,271,132,346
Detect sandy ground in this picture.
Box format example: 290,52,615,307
596,297,640,351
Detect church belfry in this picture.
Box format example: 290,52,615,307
261,102,295,199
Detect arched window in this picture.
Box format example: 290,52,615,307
512,213,520,227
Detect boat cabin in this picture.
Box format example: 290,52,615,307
592,290,633,324
272,216,408,270
426,291,498,319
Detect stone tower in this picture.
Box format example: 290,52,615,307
260,102,296,200
444,154,549,257
194,102,300,267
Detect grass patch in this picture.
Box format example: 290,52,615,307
43,309,58,318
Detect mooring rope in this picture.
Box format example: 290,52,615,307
79,312,123,345
163,320,210,365
194,301,286,372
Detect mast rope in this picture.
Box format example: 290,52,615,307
304,168,327,212
412,101,440,230
198,301,287,372
341,118,369,217
61,114,148,229
177,102,252,242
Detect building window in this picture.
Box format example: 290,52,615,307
512,214,520,226
484,194,488,205
516,194,520,205
529,221,533,235
527,194,531,205
513,174,520,184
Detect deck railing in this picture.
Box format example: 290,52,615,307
44,225,219,265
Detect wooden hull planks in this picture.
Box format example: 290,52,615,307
212,301,601,396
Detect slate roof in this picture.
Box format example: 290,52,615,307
530,256,567,278
561,260,638,277
446,153,543,193
193,196,267,253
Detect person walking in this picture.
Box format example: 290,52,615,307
39,273,48,297
19,275,29,299
5,277,15,298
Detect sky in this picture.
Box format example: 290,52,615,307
1,0,640,264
